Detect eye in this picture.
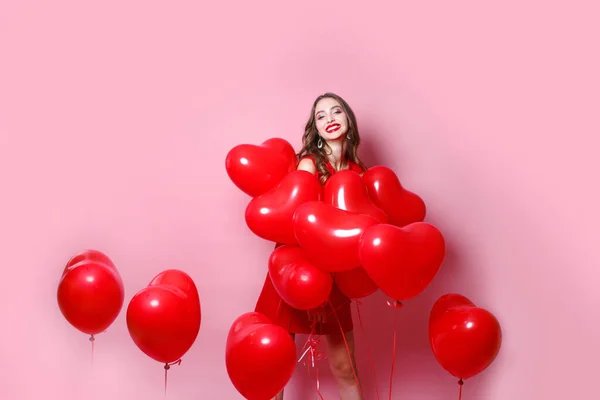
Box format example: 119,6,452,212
334,110,341,114
317,115,324,120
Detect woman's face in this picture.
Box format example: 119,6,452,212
314,97,349,141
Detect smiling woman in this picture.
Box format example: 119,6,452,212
254,92,367,400
296,92,367,185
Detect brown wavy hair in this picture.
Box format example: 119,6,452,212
297,92,367,184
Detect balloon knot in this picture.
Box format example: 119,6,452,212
386,299,403,308
164,359,182,370
89,334,95,342
458,379,464,386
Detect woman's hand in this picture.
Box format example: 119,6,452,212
307,306,327,324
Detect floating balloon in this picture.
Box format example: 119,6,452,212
358,222,446,301
245,170,322,244
225,137,297,197
57,250,124,336
362,165,426,227
226,312,296,400
429,293,475,326
126,269,201,364
429,294,502,380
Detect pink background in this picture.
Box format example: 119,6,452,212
1,1,598,399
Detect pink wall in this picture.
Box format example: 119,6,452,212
1,1,598,399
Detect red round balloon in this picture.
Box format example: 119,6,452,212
429,305,502,380
57,260,124,335
246,170,322,244
293,201,379,272
126,270,201,364
268,245,333,310
225,137,297,197
358,222,446,301
323,169,387,223
226,312,296,400
334,267,379,299
362,166,426,227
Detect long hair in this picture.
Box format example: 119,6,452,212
297,92,367,184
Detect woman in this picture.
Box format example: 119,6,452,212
255,92,366,400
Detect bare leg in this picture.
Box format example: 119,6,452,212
326,331,362,400
271,333,295,400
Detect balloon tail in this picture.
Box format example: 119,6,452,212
458,379,464,400
298,323,325,399
89,334,95,366
355,300,381,400
164,359,182,396
386,299,402,400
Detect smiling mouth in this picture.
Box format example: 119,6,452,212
326,124,340,133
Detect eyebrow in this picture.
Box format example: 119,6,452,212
315,105,342,115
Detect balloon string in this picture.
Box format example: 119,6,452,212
354,300,381,400
386,300,402,400
329,300,363,399
298,322,325,399
458,379,464,400
164,359,182,396
89,334,95,366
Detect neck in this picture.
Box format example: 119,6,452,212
325,137,347,171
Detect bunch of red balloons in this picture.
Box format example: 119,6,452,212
57,250,201,373
225,137,502,397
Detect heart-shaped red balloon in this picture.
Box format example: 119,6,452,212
358,222,446,301
57,259,124,335
334,267,379,299
429,298,502,380
226,312,273,349
324,169,387,223
126,269,201,364
225,137,297,197
226,312,296,400
245,170,322,244
63,249,116,273
268,244,333,310
429,293,475,326
148,269,201,310
293,201,379,272
362,165,426,227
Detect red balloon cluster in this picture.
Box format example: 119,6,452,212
57,250,124,336
226,137,503,393
225,137,457,397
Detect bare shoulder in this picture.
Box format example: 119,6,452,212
297,157,317,175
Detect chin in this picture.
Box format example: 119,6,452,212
322,129,348,142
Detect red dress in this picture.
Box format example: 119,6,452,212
254,157,364,335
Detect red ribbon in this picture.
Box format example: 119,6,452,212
298,330,326,399
386,298,402,400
